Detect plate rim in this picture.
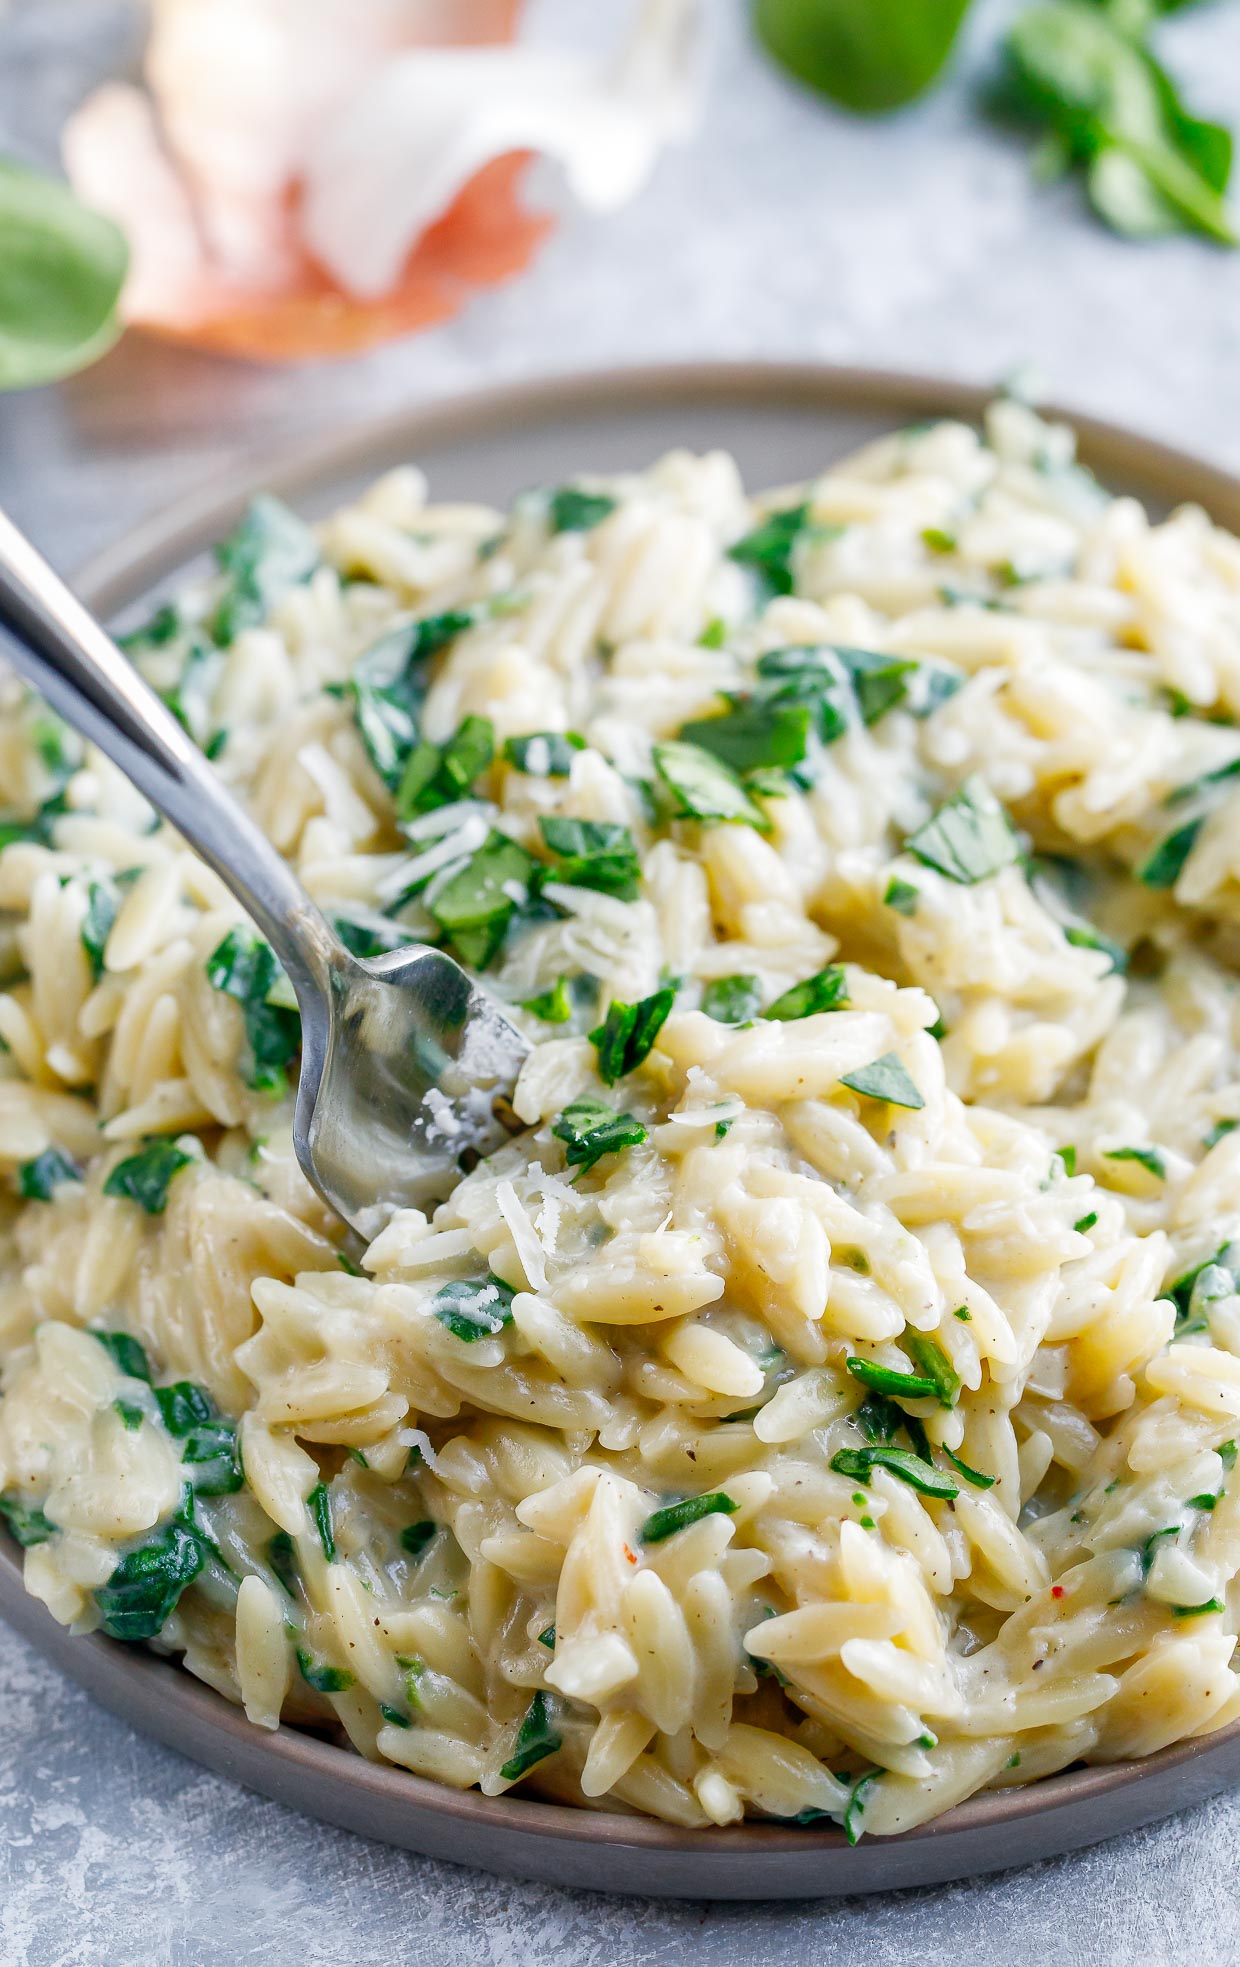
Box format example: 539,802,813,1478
5,357,1240,1894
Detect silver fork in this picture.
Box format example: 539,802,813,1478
0,509,529,1241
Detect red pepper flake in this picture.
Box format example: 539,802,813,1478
623,1544,638,1565
1051,1585,1065,1599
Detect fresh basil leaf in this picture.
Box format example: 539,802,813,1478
652,740,767,829
425,832,539,965
397,715,494,820
552,1095,647,1176
883,877,920,917
95,1512,207,1641
836,647,920,726
538,817,641,901
78,879,119,983
103,1140,195,1215
503,732,585,778
499,1689,563,1782
678,700,813,775
211,496,320,646
345,609,475,789
640,1492,738,1544
1103,1144,1166,1179
431,1275,516,1342
755,0,973,113
206,926,301,1094
17,1147,82,1201
589,986,675,1085
154,1383,213,1437
841,1053,925,1110
180,1419,244,1497
904,1334,961,1407
905,777,1019,884
765,965,848,1021
0,158,127,390
701,974,764,1023
0,1491,56,1547
548,489,616,534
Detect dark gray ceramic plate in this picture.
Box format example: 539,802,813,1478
3,364,1239,1898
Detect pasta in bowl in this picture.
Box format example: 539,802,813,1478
2,395,1240,1845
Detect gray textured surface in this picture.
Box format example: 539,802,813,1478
1,0,1239,1959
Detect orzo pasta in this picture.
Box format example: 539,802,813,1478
3,401,1240,1839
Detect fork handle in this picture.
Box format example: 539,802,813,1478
0,506,339,1012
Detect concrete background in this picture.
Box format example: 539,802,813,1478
2,0,1240,1959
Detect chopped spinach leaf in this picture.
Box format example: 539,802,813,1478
503,732,584,778
905,777,1019,884
400,1520,438,1560
552,1095,647,1177
831,1446,959,1499
80,880,118,982
846,1356,938,1401
521,976,573,1024
95,1511,207,1641
103,1140,195,1215
728,503,818,597
431,1275,516,1342
211,496,319,647
94,1330,152,1381
652,741,767,829
883,876,920,917
701,974,764,1024
114,1398,144,1432
1103,1145,1166,1180
538,816,641,902
1136,818,1202,888
296,1648,355,1694
379,1702,412,1729
426,832,539,967
17,1147,81,1201
698,617,728,649
499,1689,563,1782
766,965,848,1021
841,1053,925,1110
0,1491,56,1546
842,1770,881,1847
308,1482,336,1563
904,1335,961,1407
678,699,813,776
397,714,494,820
548,488,616,534
640,1492,738,1544
154,1382,213,1436
589,986,675,1085
268,1530,298,1598
206,926,301,1094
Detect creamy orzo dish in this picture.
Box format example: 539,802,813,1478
2,401,1240,1840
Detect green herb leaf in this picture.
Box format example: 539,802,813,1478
538,816,642,902
400,1520,438,1560
180,1419,244,1497
499,1688,563,1782
0,158,127,391
431,1275,516,1342
0,1490,56,1547
652,741,767,829
344,610,475,789
904,1335,961,1407
905,776,1019,884
80,880,118,982
765,965,849,1021
206,926,301,1094
1170,1598,1226,1618
308,1482,336,1562
589,987,675,1085
548,489,616,534
94,1330,152,1381
379,1702,412,1728
678,700,813,776
701,974,764,1023
728,502,815,596
268,1530,298,1599
17,1147,82,1201
95,1513,207,1641
114,1398,143,1432
846,1357,938,1401
1103,1144,1166,1180
296,1648,355,1694
942,1447,996,1489
842,1768,882,1846
755,0,973,114
521,976,574,1024
154,1383,213,1436
426,832,539,966
1136,817,1202,888
640,1492,738,1544
883,876,920,917
103,1140,194,1215
503,732,585,778
830,1445,959,1499
397,714,494,820
552,1095,648,1176
212,496,320,646
841,1053,925,1110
